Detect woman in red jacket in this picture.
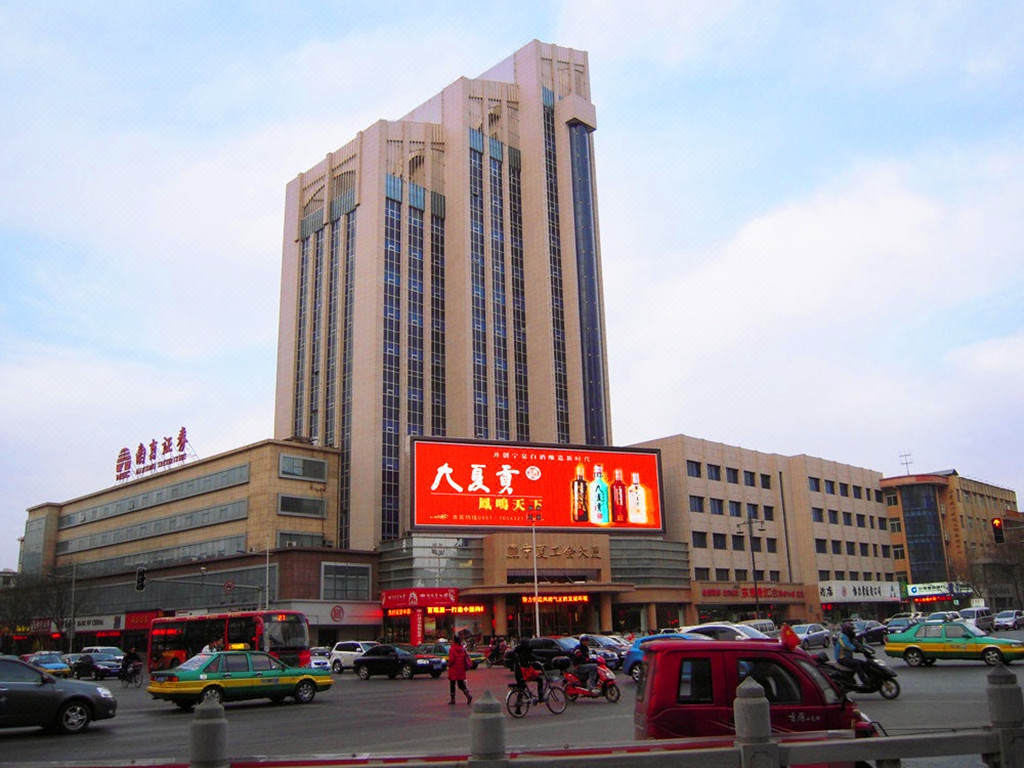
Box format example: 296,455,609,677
447,636,473,705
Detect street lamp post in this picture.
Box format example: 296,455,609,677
527,513,542,636
737,516,766,619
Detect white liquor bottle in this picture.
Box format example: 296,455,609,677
627,472,649,524
588,465,610,525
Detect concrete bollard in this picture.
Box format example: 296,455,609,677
987,664,1024,729
734,677,780,768
190,696,229,768
469,690,507,768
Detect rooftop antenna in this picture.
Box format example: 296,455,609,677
899,451,913,475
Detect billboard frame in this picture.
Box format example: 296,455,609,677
409,436,665,535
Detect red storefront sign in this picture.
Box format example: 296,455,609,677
412,438,663,532
125,610,163,631
380,588,459,609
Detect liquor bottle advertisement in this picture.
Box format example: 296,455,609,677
412,438,663,531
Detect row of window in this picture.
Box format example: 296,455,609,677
59,465,250,530
686,461,771,489
808,476,882,502
691,531,778,553
818,570,895,582
688,496,776,520
57,501,248,555
694,567,781,583
810,507,888,530
813,538,892,558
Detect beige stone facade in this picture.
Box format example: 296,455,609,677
634,435,899,624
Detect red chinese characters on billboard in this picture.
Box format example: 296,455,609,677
412,439,663,532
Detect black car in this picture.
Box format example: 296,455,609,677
503,636,579,669
71,653,121,680
0,655,117,733
579,634,629,670
352,644,445,679
852,620,888,645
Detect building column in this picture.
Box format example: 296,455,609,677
599,594,612,632
493,595,507,637
645,603,658,633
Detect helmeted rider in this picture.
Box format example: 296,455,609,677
834,622,870,684
572,637,598,692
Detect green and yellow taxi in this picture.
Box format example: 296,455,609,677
147,650,333,709
884,620,1024,667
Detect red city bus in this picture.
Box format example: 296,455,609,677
147,610,311,671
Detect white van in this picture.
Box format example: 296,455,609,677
959,607,995,633
738,619,779,638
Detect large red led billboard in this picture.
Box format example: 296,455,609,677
412,439,663,532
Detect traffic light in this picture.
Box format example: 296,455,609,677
992,518,1006,544
135,566,147,591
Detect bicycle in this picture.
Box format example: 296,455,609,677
119,661,144,688
505,663,567,717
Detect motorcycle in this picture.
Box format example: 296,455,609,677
815,642,900,700
561,655,621,703
485,640,508,668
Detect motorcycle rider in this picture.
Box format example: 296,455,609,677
834,621,871,684
572,637,598,692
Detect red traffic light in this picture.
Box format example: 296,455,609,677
992,517,1006,544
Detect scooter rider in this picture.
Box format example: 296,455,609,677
572,637,598,692
834,622,870,684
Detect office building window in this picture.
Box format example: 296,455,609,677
686,460,702,478
712,533,727,550
322,563,371,601
692,531,708,548
824,480,835,494
760,473,771,489
707,464,721,481
727,467,739,484
709,498,724,516
732,535,745,551
715,568,730,581
815,539,827,554
689,495,704,513
831,540,842,554
809,477,821,492
743,470,755,487
812,507,824,523
694,567,710,581
729,501,742,517
828,509,839,524
763,506,775,521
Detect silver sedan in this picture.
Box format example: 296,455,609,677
791,623,832,649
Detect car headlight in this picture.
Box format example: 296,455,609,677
96,686,115,699
416,658,429,665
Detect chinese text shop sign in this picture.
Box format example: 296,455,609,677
412,439,663,532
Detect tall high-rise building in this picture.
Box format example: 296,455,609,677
274,41,612,552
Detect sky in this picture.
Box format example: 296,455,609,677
1,2,1022,571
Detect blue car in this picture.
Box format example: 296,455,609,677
623,633,704,682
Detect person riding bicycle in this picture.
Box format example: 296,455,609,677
572,638,598,692
511,639,545,702
834,622,870,684
120,647,142,679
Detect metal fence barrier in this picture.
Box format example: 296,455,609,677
15,665,1024,768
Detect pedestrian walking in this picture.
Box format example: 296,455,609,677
447,636,473,705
